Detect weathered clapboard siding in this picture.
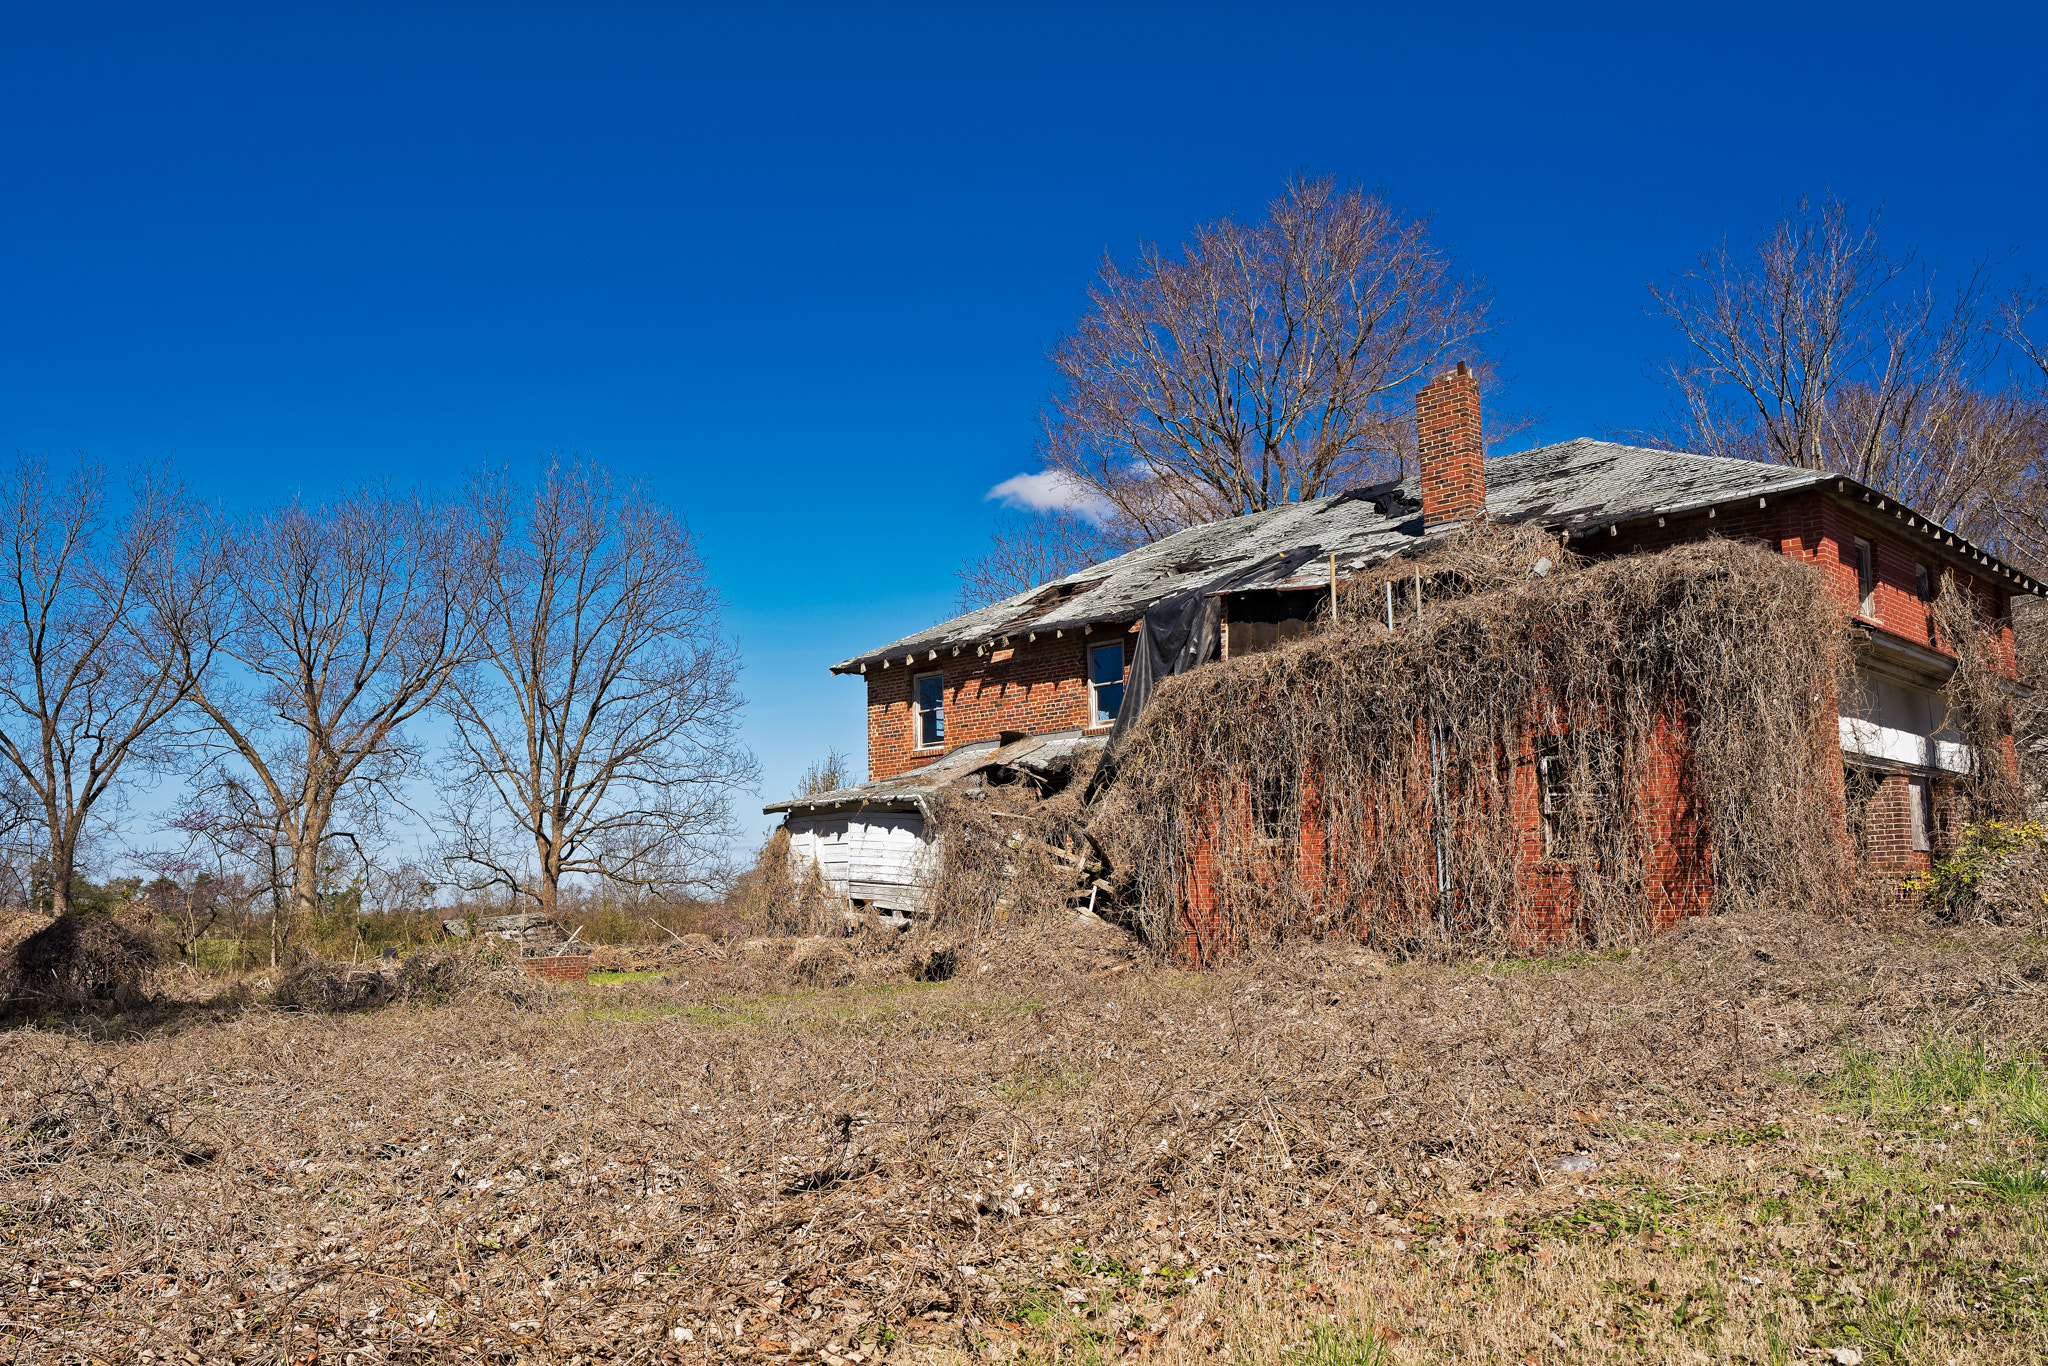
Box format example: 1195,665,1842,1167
785,812,932,912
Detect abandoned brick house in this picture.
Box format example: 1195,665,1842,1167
767,363,2042,930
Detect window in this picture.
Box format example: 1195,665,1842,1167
1254,769,1292,841
913,672,944,748
1536,732,1617,859
1855,537,1877,617
1089,642,1126,726
1907,776,1933,853
1915,561,1936,643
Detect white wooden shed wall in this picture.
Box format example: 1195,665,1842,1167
783,812,934,913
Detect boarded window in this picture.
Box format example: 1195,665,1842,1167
1855,537,1877,617
914,672,945,748
1089,642,1125,725
1536,732,1617,858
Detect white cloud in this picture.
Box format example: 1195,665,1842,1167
984,470,1114,525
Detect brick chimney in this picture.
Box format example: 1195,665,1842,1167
1416,360,1484,530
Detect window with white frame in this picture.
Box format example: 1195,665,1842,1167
1089,641,1126,726
1536,731,1617,859
913,672,945,748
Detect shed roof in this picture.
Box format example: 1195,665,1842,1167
764,730,1105,818
833,439,2045,674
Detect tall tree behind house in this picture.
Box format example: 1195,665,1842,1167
958,178,1503,603
1653,194,2048,561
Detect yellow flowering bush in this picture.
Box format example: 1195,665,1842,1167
1905,819,2048,919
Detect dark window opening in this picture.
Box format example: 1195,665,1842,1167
914,672,945,748
1089,641,1125,725
1225,589,1314,657
1536,732,1617,859
1254,769,1292,841
1855,537,1877,618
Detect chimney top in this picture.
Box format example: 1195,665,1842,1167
1416,361,1484,531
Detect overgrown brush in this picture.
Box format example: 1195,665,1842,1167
916,777,1094,939
6,913,174,1009
1934,567,2026,818
270,944,540,1013
727,827,843,936
1092,530,1856,960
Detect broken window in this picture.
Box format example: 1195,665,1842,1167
1254,769,1292,841
914,672,945,748
1855,537,1877,618
1089,641,1125,726
1536,732,1617,859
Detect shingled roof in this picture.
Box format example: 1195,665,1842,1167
831,439,2046,675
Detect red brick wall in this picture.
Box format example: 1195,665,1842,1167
1416,363,1484,530
864,629,1132,780
1586,489,2015,680
519,954,592,981
1170,708,1718,964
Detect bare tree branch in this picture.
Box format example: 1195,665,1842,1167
954,510,1113,610
1649,194,2035,536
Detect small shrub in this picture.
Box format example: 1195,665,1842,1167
272,960,395,1012
789,943,853,988
1905,820,2048,920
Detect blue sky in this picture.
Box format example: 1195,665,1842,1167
4,2,2045,849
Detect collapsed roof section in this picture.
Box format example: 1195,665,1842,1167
763,730,1106,819
830,439,2047,675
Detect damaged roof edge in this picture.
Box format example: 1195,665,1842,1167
763,731,1106,815
828,447,2047,678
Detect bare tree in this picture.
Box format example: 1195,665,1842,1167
164,488,469,945
1035,176,1496,547
438,462,754,914
954,510,1112,610
0,457,196,916
1650,195,2034,532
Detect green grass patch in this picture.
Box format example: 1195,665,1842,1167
1295,1317,1388,1366
1978,1162,2048,1201
1835,1035,2047,1125
588,968,666,984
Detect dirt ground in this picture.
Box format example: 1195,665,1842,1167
3,906,2046,1365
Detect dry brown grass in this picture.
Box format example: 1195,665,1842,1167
2,905,2045,1364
